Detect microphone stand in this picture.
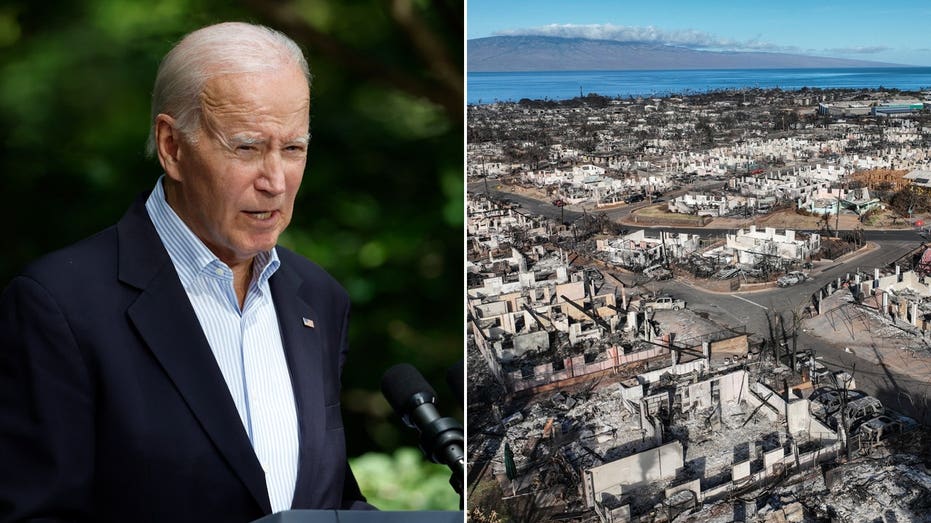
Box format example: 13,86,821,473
418,414,464,509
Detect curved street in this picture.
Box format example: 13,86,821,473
652,236,931,420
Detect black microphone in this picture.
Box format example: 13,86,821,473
381,363,464,495
446,360,464,408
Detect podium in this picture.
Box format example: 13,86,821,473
252,510,463,523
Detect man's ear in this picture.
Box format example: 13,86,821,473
155,114,184,182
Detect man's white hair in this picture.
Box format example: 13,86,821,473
145,22,310,157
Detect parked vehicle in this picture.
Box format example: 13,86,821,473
853,415,902,444
777,271,808,287
823,396,884,430
643,264,672,281
809,387,866,417
644,296,686,312
842,396,884,425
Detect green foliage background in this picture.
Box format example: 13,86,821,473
349,448,459,510
0,0,463,509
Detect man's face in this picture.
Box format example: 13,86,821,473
167,66,310,269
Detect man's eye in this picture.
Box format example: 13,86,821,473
283,144,308,155
237,145,256,152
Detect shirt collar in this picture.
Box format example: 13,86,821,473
144,175,280,290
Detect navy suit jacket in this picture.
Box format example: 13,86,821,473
0,196,371,522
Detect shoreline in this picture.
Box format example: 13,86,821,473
467,69,931,106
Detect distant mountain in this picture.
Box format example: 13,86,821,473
468,36,904,72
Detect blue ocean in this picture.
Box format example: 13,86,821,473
467,67,931,105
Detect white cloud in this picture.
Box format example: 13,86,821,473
823,46,890,55
494,23,801,53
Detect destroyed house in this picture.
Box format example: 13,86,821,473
468,260,623,386
725,226,820,265
731,172,829,201
581,367,841,522
466,196,543,238
667,192,759,217
597,230,701,268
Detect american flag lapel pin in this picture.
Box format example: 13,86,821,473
302,317,315,329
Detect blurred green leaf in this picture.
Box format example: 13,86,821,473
350,448,459,510
0,9,21,47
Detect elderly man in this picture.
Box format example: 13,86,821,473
0,22,371,521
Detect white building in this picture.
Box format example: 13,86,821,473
597,230,702,268
725,226,820,265
668,193,758,217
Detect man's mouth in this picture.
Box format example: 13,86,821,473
245,211,274,220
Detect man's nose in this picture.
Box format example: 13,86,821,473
257,152,286,195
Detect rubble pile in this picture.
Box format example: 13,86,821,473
493,385,656,480
754,451,931,522
670,401,785,483
667,449,931,522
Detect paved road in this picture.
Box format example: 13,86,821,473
642,239,931,421
634,239,918,335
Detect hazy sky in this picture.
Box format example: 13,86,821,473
467,1,931,66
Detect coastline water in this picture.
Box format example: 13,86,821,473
467,67,931,105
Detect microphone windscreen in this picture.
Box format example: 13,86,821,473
380,363,437,414
446,360,464,407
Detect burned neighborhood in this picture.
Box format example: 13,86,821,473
466,88,931,522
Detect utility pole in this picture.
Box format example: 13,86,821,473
835,185,842,237
482,155,489,195
660,230,668,266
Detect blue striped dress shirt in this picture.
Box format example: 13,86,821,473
145,176,299,512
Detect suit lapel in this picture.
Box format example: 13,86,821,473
269,263,326,508
117,197,272,514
